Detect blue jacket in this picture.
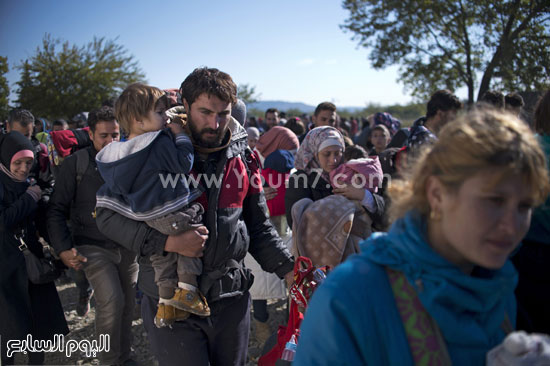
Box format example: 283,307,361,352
264,149,294,173
95,129,202,221
294,211,517,366
524,134,550,245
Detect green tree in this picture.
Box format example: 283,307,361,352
341,0,550,104
16,34,145,119
0,56,9,121
237,83,261,105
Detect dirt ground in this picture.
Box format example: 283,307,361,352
12,277,288,365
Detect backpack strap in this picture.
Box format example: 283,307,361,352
240,147,253,180
385,267,452,366
74,149,90,188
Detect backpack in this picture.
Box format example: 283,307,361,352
378,146,408,177
73,148,90,188
49,128,92,166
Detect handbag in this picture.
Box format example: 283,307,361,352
15,232,63,284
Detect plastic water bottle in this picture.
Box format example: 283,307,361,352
312,268,327,284
281,334,298,361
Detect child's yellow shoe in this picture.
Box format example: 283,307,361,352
165,288,211,317
154,303,190,328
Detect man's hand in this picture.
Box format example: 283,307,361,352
59,248,87,270
264,186,278,201
164,226,209,257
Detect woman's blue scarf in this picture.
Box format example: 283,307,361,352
361,210,517,350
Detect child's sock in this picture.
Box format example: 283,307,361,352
159,287,175,303
178,282,198,292
178,274,199,292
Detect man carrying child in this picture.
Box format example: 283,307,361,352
96,67,294,365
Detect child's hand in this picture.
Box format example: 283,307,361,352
166,106,186,121
26,185,42,202
167,122,184,135
166,106,188,132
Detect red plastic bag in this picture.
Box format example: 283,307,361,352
258,256,329,366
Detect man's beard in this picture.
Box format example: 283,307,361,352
187,113,228,148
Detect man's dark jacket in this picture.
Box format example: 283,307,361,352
47,146,119,254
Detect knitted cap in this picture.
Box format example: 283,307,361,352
231,99,247,125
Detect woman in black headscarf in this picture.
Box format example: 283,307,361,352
0,131,68,365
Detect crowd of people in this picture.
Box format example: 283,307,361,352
1,67,549,366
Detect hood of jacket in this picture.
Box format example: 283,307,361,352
360,210,517,351
225,116,248,156
95,130,163,196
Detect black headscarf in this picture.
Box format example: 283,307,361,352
0,131,35,168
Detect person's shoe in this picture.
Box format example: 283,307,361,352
254,319,272,346
76,290,94,316
154,303,190,328
164,288,210,317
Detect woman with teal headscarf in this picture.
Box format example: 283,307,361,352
294,108,550,365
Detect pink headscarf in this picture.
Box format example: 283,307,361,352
329,157,384,193
256,126,299,158
294,126,345,182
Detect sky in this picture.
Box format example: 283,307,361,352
0,0,418,108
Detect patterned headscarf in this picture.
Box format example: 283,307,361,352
295,126,345,182
373,112,401,136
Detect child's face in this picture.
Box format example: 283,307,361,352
139,99,169,133
371,130,390,151
248,136,258,149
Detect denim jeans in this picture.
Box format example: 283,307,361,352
78,245,138,365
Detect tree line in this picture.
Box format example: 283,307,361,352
1,1,548,121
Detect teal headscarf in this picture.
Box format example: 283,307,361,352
361,210,517,354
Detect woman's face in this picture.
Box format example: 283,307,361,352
10,157,34,181
317,145,343,173
428,171,533,272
